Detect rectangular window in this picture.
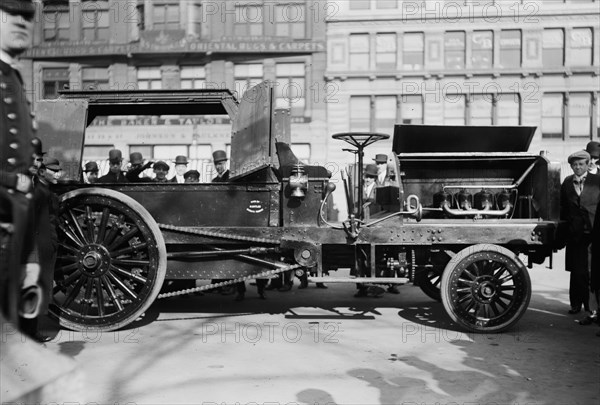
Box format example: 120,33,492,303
443,95,466,125
82,67,109,90
181,66,206,89
292,143,311,163
349,0,371,9
375,96,396,133
568,93,592,137
499,30,521,68
154,145,188,161
376,0,397,8
471,31,493,69
403,33,424,70
82,0,109,42
496,94,521,126
191,3,201,37
137,67,162,90
543,28,565,67
444,31,466,69
234,64,264,99
376,33,397,70
470,95,493,126
275,63,305,117
234,5,263,37
129,145,154,160
153,2,180,30
570,28,593,66
42,68,69,99
542,93,564,138
43,2,70,42
350,34,370,71
350,96,371,131
83,145,114,161
275,4,305,38
400,95,423,124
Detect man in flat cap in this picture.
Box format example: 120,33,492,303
126,152,153,182
212,150,229,182
0,0,39,325
586,141,600,175
83,161,99,184
560,150,600,316
21,155,61,341
152,161,170,182
98,149,128,183
184,169,200,183
170,155,189,183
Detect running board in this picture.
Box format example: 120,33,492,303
307,277,409,284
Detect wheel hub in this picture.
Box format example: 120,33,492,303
472,275,498,303
79,244,111,277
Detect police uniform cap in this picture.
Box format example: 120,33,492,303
129,152,144,165
153,161,169,171
212,150,228,163
585,141,600,159
84,161,99,173
373,154,388,164
108,149,123,163
174,155,189,165
364,164,378,177
0,0,35,18
568,150,591,164
184,169,200,180
43,157,61,171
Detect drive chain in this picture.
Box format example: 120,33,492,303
157,263,301,299
158,223,281,245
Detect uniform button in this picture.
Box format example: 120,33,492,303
7,113,16,120
9,128,18,135
4,97,13,104
7,158,17,165
9,142,18,149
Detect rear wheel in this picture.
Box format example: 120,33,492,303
440,244,531,333
50,188,166,332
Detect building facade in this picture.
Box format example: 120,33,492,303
23,0,327,178
325,0,600,166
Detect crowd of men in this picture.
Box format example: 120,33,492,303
560,141,600,336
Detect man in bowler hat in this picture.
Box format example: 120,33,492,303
586,141,600,175
0,0,39,325
212,150,229,182
83,161,99,184
373,154,397,187
560,150,600,315
126,152,153,182
98,149,128,183
170,155,189,183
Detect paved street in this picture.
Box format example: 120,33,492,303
10,251,600,405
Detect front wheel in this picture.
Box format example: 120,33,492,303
440,244,531,333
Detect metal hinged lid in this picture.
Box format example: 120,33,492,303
392,125,537,154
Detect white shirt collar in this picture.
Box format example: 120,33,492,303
0,50,19,70
574,173,587,183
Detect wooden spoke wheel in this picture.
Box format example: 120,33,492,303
440,244,531,333
50,188,166,332
415,266,443,302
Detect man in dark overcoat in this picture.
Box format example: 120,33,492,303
560,150,600,314
0,0,37,324
98,149,129,183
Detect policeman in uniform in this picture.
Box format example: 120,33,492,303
0,0,38,324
